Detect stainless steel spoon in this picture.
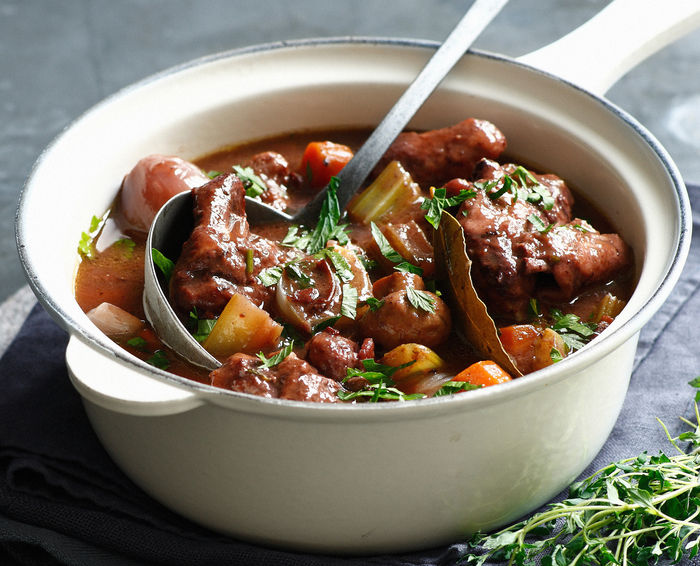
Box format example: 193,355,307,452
144,0,508,370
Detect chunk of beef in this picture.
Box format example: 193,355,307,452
373,118,506,189
169,173,294,319
306,330,360,382
456,161,632,319
276,354,342,403
245,151,303,211
209,352,341,403
210,353,277,397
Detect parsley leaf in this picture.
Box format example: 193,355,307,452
340,284,358,320
433,380,481,396
369,222,423,276
366,297,385,311
256,341,294,369
126,336,148,352
78,214,106,259
528,213,554,234
114,237,135,258
339,359,422,402
151,248,175,281
550,309,596,352
312,316,341,334
146,350,170,370
232,165,267,198
188,310,217,343
257,265,283,287
306,177,349,254
406,287,436,313
420,187,476,229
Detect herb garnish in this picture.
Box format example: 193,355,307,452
307,176,349,254
245,249,255,275
257,265,283,287
421,187,476,229
232,165,267,198
340,284,358,320
256,341,294,369
433,380,481,396
464,379,700,566
366,297,385,311
146,350,170,370
113,237,135,258
550,308,596,352
188,309,217,343
369,222,423,276
338,359,423,402
406,287,437,313
312,316,342,334
528,213,554,234
151,248,175,281
126,336,148,352
78,214,107,259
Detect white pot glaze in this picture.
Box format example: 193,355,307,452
16,0,697,554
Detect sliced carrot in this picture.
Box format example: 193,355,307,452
300,141,353,188
454,360,512,388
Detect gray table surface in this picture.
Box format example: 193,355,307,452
2,0,700,321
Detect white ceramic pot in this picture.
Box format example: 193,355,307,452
16,0,698,554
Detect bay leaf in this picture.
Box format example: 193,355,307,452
434,212,523,377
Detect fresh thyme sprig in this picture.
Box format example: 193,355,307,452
464,379,700,566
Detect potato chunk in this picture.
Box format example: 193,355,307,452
202,293,282,357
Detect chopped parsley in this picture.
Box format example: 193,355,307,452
306,176,349,254
77,214,106,259
549,347,564,363
146,350,170,370
257,265,283,287
284,262,312,288
316,248,353,283
406,287,436,313
340,284,358,320
232,165,267,198
420,187,476,229
550,308,596,352
528,213,554,234
188,310,217,343
126,336,148,352
366,297,385,311
312,316,341,334
151,248,175,281
369,222,423,276
256,341,294,369
113,237,135,258
433,380,481,396
338,359,422,402
245,249,255,275
280,225,312,250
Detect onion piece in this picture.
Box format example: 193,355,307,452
87,302,143,337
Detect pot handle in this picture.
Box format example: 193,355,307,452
517,0,700,96
66,335,204,416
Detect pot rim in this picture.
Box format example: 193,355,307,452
16,36,692,417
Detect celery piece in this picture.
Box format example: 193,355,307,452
347,161,422,224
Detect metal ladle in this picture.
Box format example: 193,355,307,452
144,0,508,370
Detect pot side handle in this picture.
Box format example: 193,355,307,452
66,335,204,416
517,0,700,96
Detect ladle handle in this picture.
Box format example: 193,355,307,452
518,0,700,96
296,0,508,224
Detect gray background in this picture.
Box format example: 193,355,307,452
2,0,700,305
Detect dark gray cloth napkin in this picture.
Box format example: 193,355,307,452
1,184,700,566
